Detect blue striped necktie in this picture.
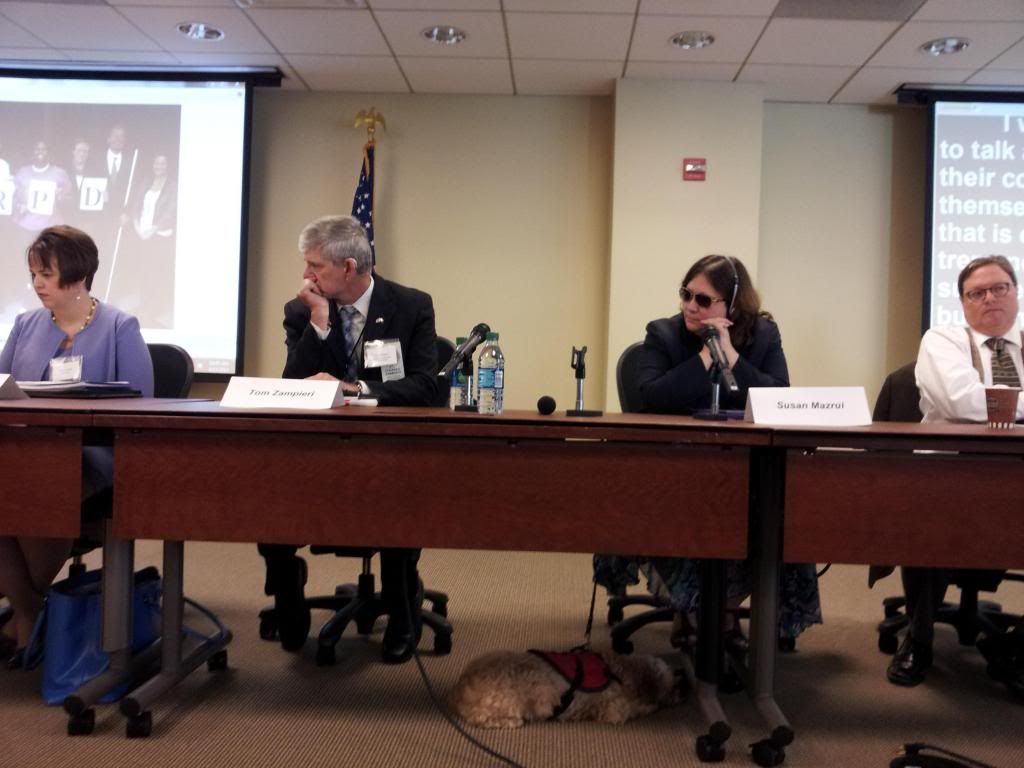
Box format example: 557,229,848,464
341,306,361,381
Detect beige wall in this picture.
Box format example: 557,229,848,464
758,102,926,403
193,88,928,412
605,79,764,411
231,90,612,410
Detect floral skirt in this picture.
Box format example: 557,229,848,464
592,554,822,640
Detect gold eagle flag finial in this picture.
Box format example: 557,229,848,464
354,108,386,146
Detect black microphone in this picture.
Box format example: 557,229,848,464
698,326,739,392
537,395,556,415
439,323,490,377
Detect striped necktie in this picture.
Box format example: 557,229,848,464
985,337,1021,388
341,305,361,381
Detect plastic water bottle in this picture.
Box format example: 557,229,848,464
476,332,504,415
449,336,468,410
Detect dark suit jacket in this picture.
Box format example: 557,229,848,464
282,275,440,407
636,314,789,414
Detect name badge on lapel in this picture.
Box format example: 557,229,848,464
364,339,404,382
49,355,83,383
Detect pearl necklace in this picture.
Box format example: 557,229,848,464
53,297,97,336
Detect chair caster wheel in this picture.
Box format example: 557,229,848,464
207,650,228,671
259,615,278,641
126,711,152,739
750,738,785,766
607,605,624,625
67,708,95,736
777,637,796,653
878,633,898,655
696,734,726,762
434,633,453,655
611,638,633,655
315,644,336,667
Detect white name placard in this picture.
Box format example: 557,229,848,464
220,376,345,410
744,387,872,426
0,374,28,400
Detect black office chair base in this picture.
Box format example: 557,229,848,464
878,596,1011,654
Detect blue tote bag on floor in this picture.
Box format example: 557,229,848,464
27,566,162,705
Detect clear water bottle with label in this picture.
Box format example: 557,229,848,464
449,336,468,410
476,332,504,415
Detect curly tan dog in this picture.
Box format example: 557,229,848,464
449,650,679,729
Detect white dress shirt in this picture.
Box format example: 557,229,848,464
915,323,1024,422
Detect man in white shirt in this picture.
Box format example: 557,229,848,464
888,255,1022,687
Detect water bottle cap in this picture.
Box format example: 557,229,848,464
485,332,499,341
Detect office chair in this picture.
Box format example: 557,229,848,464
873,362,1024,700
258,337,455,666
68,344,194,579
605,342,797,657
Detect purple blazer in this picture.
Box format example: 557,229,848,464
0,302,154,395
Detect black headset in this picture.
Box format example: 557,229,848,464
723,256,739,317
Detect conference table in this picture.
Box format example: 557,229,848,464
4,398,1024,764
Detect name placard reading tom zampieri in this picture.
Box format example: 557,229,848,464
221,376,346,410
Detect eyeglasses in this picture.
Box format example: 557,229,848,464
681,287,726,309
963,282,1014,303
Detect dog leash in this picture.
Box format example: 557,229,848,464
575,581,599,652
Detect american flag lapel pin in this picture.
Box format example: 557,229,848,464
375,317,384,324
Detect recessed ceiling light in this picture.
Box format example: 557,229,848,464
177,22,225,42
920,37,969,56
669,31,715,50
422,26,467,46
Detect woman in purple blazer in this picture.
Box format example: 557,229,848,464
0,225,152,667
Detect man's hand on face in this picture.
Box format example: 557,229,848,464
298,278,330,331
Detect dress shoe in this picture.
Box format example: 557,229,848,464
5,648,26,670
381,586,423,665
269,556,310,653
887,635,933,686
381,628,417,665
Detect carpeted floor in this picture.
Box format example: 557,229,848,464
2,542,1023,768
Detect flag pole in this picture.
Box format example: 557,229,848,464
351,108,384,265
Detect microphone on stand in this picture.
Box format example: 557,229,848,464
439,323,490,377
698,326,739,392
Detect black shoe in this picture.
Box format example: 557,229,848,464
887,635,932,686
381,585,423,665
381,626,416,665
5,648,26,670
270,556,310,653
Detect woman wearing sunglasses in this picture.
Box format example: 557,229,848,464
595,254,821,650
636,253,786,414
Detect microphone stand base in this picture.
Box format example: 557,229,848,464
453,405,478,413
692,409,728,421
566,409,602,417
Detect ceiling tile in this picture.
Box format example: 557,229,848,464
832,65,974,103
630,15,766,63
119,7,274,54
738,62,855,101
913,0,1024,22
869,21,1024,69
625,60,740,80
286,54,407,91
513,59,621,94
246,9,388,55
62,49,179,64
987,38,1024,69
400,56,512,93
0,15,46,47
369,0,498,8
773,0,921,21
375,10,506,57
967,69,1024,86
639,0,776,16
106,0,237,6
505,0,636,12
506,12,632,60
0,3,160,50
0,47,64,61
749,19,898,66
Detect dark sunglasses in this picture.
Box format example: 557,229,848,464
681,287,726,309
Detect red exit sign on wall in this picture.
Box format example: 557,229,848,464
683,158,706,181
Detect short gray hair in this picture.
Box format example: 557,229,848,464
298,215,373,274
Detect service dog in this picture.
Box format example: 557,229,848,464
449,649,680,729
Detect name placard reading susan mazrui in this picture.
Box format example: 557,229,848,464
744,387,871,426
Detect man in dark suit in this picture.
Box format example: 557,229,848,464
260,214,440,664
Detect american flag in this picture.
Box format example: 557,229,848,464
351,143,375,264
